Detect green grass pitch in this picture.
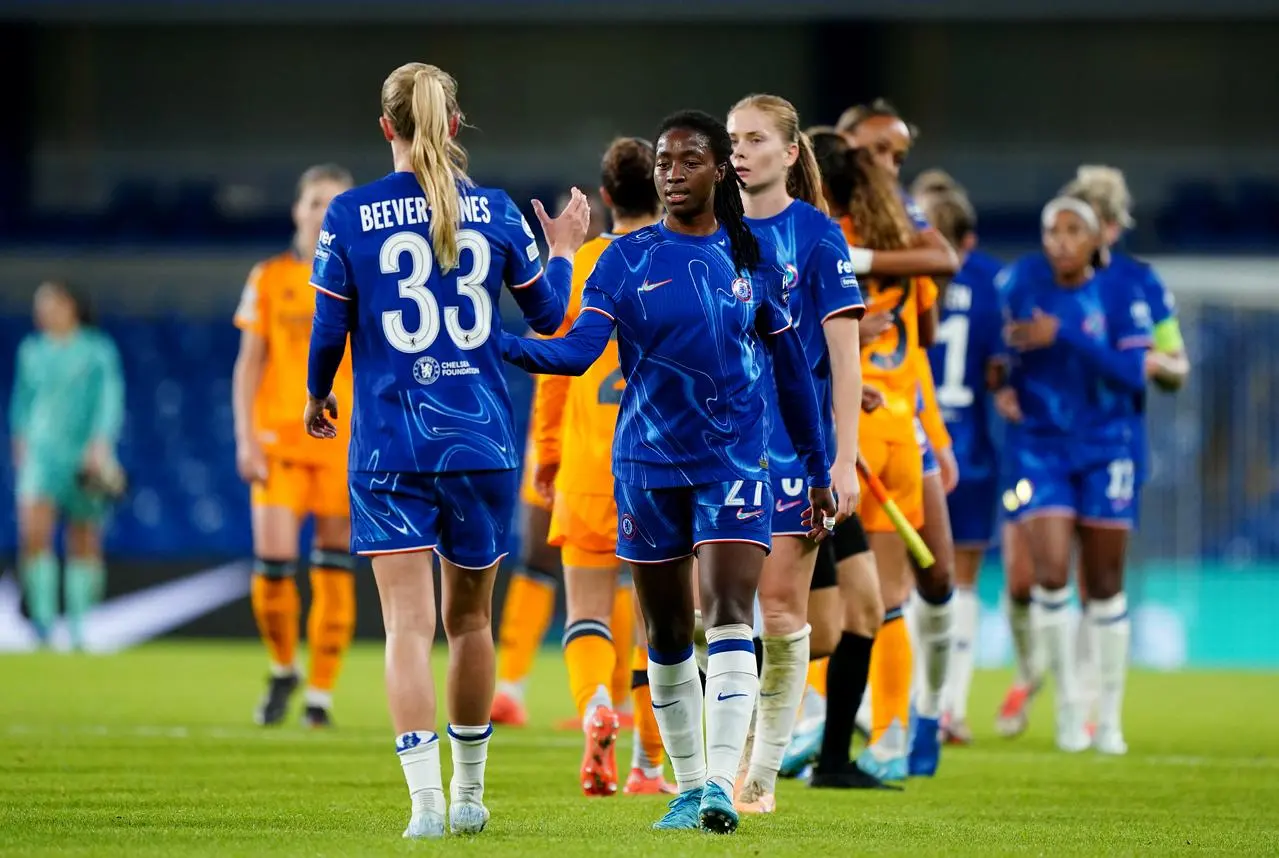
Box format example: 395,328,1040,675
3,641,1278,856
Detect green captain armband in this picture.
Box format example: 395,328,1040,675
1152,318,1184,354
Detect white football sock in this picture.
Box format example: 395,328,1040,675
746,624,810,793
855,683,872,737
1075,602,1099,720
1007,597,1040,687
945,587,979,721
704,624,758,797
647,645,706,793
446,724,491,806
1031,585,1077,712
397,731,446,817
912,592,953,719
495,680,525,703
1088,593,1130,734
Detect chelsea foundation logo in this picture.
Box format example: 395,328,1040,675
732,277,752,302
413,355,441,385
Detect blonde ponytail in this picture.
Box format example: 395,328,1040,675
381,62,473,272
789,132,828,215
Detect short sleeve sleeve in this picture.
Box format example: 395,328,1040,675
758,262,793,335
233,262,269,336
809,221,866,324
310,200,354,301
1140,265,1176,326
499,192,545,289
1113,281,1155,350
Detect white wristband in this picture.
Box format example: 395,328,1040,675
847,246,875,274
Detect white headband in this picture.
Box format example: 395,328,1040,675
1041,196,1099,233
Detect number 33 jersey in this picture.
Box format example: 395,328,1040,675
530,233,621,498
310,171,547,474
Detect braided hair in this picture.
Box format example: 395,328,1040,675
656,110,761,275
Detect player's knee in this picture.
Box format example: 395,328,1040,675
701,587,755,630
517,557,559,587
313,518,351,550
757,602,805,637
809,618,840,659
1082,568,1124,602
914,561,953,603
442,600,492,639
844,592,883,637
645,611,693,654
254,558,298,579
1036,557,1070,591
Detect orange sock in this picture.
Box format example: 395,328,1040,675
630,645,664,769
306,561,356,693
497,570,557,690
869,610,913,749
807,656,829,698
609,586,635,707
563,620,616,719
251,565,300,672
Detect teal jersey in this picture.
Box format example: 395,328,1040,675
9,328,125,465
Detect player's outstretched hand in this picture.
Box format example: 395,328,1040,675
801,485,839,543
534,187,591,261
534,460,559,507
994,387,1022,423
830,457,860,521
304,392,339,439
1006,308,1060,351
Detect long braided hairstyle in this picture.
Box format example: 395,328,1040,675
656,110,761,275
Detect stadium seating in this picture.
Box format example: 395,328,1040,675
5,177,1279,252
0,313,536,559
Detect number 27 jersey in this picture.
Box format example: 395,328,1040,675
311,171,546,475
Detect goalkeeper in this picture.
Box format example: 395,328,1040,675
10,280,126,650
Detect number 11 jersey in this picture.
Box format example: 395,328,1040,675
311,171,548,474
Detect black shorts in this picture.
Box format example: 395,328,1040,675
811,513,871,590
831,512,870,563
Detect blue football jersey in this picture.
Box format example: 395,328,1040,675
1106,251,1175,482
928,249,1004,481
998,253,1152,452
579,222,793,490
746,201,865,466
310,171,552,474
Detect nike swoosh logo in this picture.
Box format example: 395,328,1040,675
736,508,765,520
652,700,679,709
717,691,749,701
638,279,672,293
0,561,251,653
775,499,804,513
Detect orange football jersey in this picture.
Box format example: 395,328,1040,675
532,234,621,496
842,216,938,439
234,252,353,467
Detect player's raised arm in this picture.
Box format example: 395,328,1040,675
504,190,590,335
501,301,613,377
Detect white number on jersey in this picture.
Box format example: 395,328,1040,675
725,480,765,507
380,230,494,354
936,315,974,409
1105,458,1136,502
